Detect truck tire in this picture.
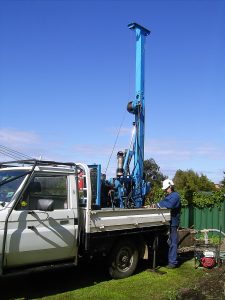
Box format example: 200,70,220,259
108,240,139,279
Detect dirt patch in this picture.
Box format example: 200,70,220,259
176,263,225,300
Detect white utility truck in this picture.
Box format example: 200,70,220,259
0,160,170,278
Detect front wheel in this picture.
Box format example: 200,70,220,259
108,240,139,279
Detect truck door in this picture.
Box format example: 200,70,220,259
5,173,78,268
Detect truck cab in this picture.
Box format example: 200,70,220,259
0,160,80,274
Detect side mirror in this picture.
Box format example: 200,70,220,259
37,199,54,211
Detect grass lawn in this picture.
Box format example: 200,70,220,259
38,258,203,300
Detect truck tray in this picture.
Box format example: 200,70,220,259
82,207,170,233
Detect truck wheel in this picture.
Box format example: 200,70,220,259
108,240,139,279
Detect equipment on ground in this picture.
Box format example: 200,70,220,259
194,243,219,269
194,229,225,269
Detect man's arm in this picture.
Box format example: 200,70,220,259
157,193,179,209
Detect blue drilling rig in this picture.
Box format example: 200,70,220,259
101,22,151,209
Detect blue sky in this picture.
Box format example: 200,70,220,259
0,0,225,183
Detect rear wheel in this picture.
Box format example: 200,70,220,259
108,240,139,279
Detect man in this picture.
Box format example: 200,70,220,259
157,179,181,268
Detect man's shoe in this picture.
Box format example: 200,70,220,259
166,264,177,269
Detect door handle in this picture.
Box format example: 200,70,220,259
28,225,35,230
60,219,69,225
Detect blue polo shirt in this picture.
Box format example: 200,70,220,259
157,191,181,227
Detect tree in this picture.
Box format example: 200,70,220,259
143,158,167,204
198,174,216,191
173,169,216,204
144,158,166,187
220,172,225,186
173,169,215,191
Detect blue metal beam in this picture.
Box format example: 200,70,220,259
128,22,150,207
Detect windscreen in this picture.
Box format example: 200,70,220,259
0,170,27,203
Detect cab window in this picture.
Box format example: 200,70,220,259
17,175,68,210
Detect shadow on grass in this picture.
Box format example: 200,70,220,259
177,250,195,267
143,248,195,271
0,259,111,300
0,251,195,300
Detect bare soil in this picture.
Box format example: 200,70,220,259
176,263,225,300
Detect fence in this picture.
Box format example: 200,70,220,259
180,201,225,235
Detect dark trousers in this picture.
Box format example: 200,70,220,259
168,226,178,266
